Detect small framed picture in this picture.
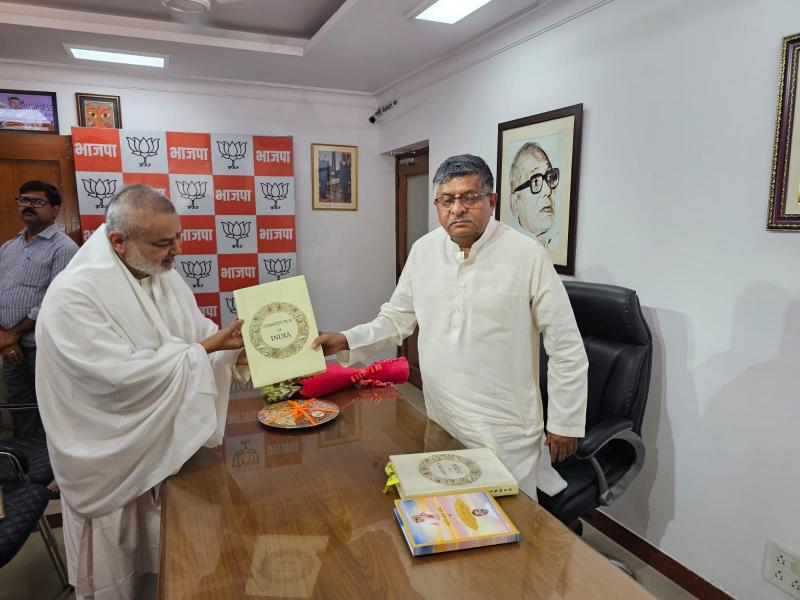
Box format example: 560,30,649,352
0,89,59,133
76,93,122,129
311,143,358,210
768,33,800,230
496,104,583,275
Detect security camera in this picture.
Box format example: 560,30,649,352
369,100,398,124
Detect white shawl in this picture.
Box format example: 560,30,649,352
36,224,238,518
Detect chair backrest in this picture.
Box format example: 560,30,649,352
540,281,652,434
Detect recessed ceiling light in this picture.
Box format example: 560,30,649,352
414,0,495,24
66,46,168,68
162,0,211,13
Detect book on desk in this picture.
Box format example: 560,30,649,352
394,491,520,556
388,447,518,499
233,275,326,388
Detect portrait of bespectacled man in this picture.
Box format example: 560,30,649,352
496,104,582,275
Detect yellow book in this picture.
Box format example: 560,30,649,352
233,275,326,387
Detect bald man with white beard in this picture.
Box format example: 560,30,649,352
36,185,248,600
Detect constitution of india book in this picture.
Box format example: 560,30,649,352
233,275,326,388
394,491,520,556
388,447,518,499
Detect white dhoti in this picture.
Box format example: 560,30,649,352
36,224,246,598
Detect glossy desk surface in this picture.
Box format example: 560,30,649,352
159,388,654,600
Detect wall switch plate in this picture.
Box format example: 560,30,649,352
764,540,800,599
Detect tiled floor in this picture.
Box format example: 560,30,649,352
0,384,697,600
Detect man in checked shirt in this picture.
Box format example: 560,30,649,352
0,180,77,438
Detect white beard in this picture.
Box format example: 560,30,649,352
125,243,171,276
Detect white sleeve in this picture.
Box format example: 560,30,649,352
530,252,588,438
337,261,417,366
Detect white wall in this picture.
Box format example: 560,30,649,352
0,61,394,332
378,0,800,598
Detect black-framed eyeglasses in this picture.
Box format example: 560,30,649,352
15,196,50,208
433,191,491,210
513,167,559,195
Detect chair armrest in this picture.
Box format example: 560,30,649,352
573,420,645,506
576,418,634,459
0,443,29,480
0,403,39,412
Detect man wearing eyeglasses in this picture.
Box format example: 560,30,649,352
313,154,587,503
0,180,77,438
509,142,560,249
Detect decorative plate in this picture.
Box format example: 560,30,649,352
257,398,339,429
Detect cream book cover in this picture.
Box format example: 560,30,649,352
233,275,326,388
389,448,519,499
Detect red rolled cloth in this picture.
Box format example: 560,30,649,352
300,357,410,398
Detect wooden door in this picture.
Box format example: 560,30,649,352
0,133,79,245
396,150,429,389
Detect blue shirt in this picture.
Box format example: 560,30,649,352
0,224,78,347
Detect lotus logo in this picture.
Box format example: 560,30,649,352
175,180,207,210
225,297,237,314
232,440,259,468
260,182,289,210
126,136,160,167
221,220,251,249
180,260,212,288
264,257,292,280
217,140,247,170
230,379,253,394
81,178,117,209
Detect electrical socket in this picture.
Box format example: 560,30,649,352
764,539,800,599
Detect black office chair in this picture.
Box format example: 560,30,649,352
0,442,69,591
537,281,652,568
0,403,54,488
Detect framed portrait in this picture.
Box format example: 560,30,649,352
0,88,59,133
76,93,122,129
768,33,800,230
311,143,358,210
496,104,583,275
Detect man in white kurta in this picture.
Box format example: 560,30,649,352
314,154,587,500
35,185,247,600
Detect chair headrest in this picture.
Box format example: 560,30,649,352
564,281,651,346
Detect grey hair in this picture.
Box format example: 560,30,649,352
105,184,176,239
432,154,494,194
510,142,550,189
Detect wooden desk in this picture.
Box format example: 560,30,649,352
159,388,654,599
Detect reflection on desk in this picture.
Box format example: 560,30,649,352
159,387,655,600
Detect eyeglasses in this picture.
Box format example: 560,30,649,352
15,196,50,208
433,191,491,210
513,167,560,195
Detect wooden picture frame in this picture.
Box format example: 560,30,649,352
311,143,358,210
76,93,122,129
496,104,583,275
0,88,59,134
768,33,800,230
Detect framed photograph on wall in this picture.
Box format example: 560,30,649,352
768,32,800,230
76,93,122,129
496,104,583,275
312,143,358,210
0,89,58,133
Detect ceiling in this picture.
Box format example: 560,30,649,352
0,0,552,94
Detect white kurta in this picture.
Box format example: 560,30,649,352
35,224,245,600
340,218,588,499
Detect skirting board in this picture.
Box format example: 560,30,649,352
583,510,734,600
